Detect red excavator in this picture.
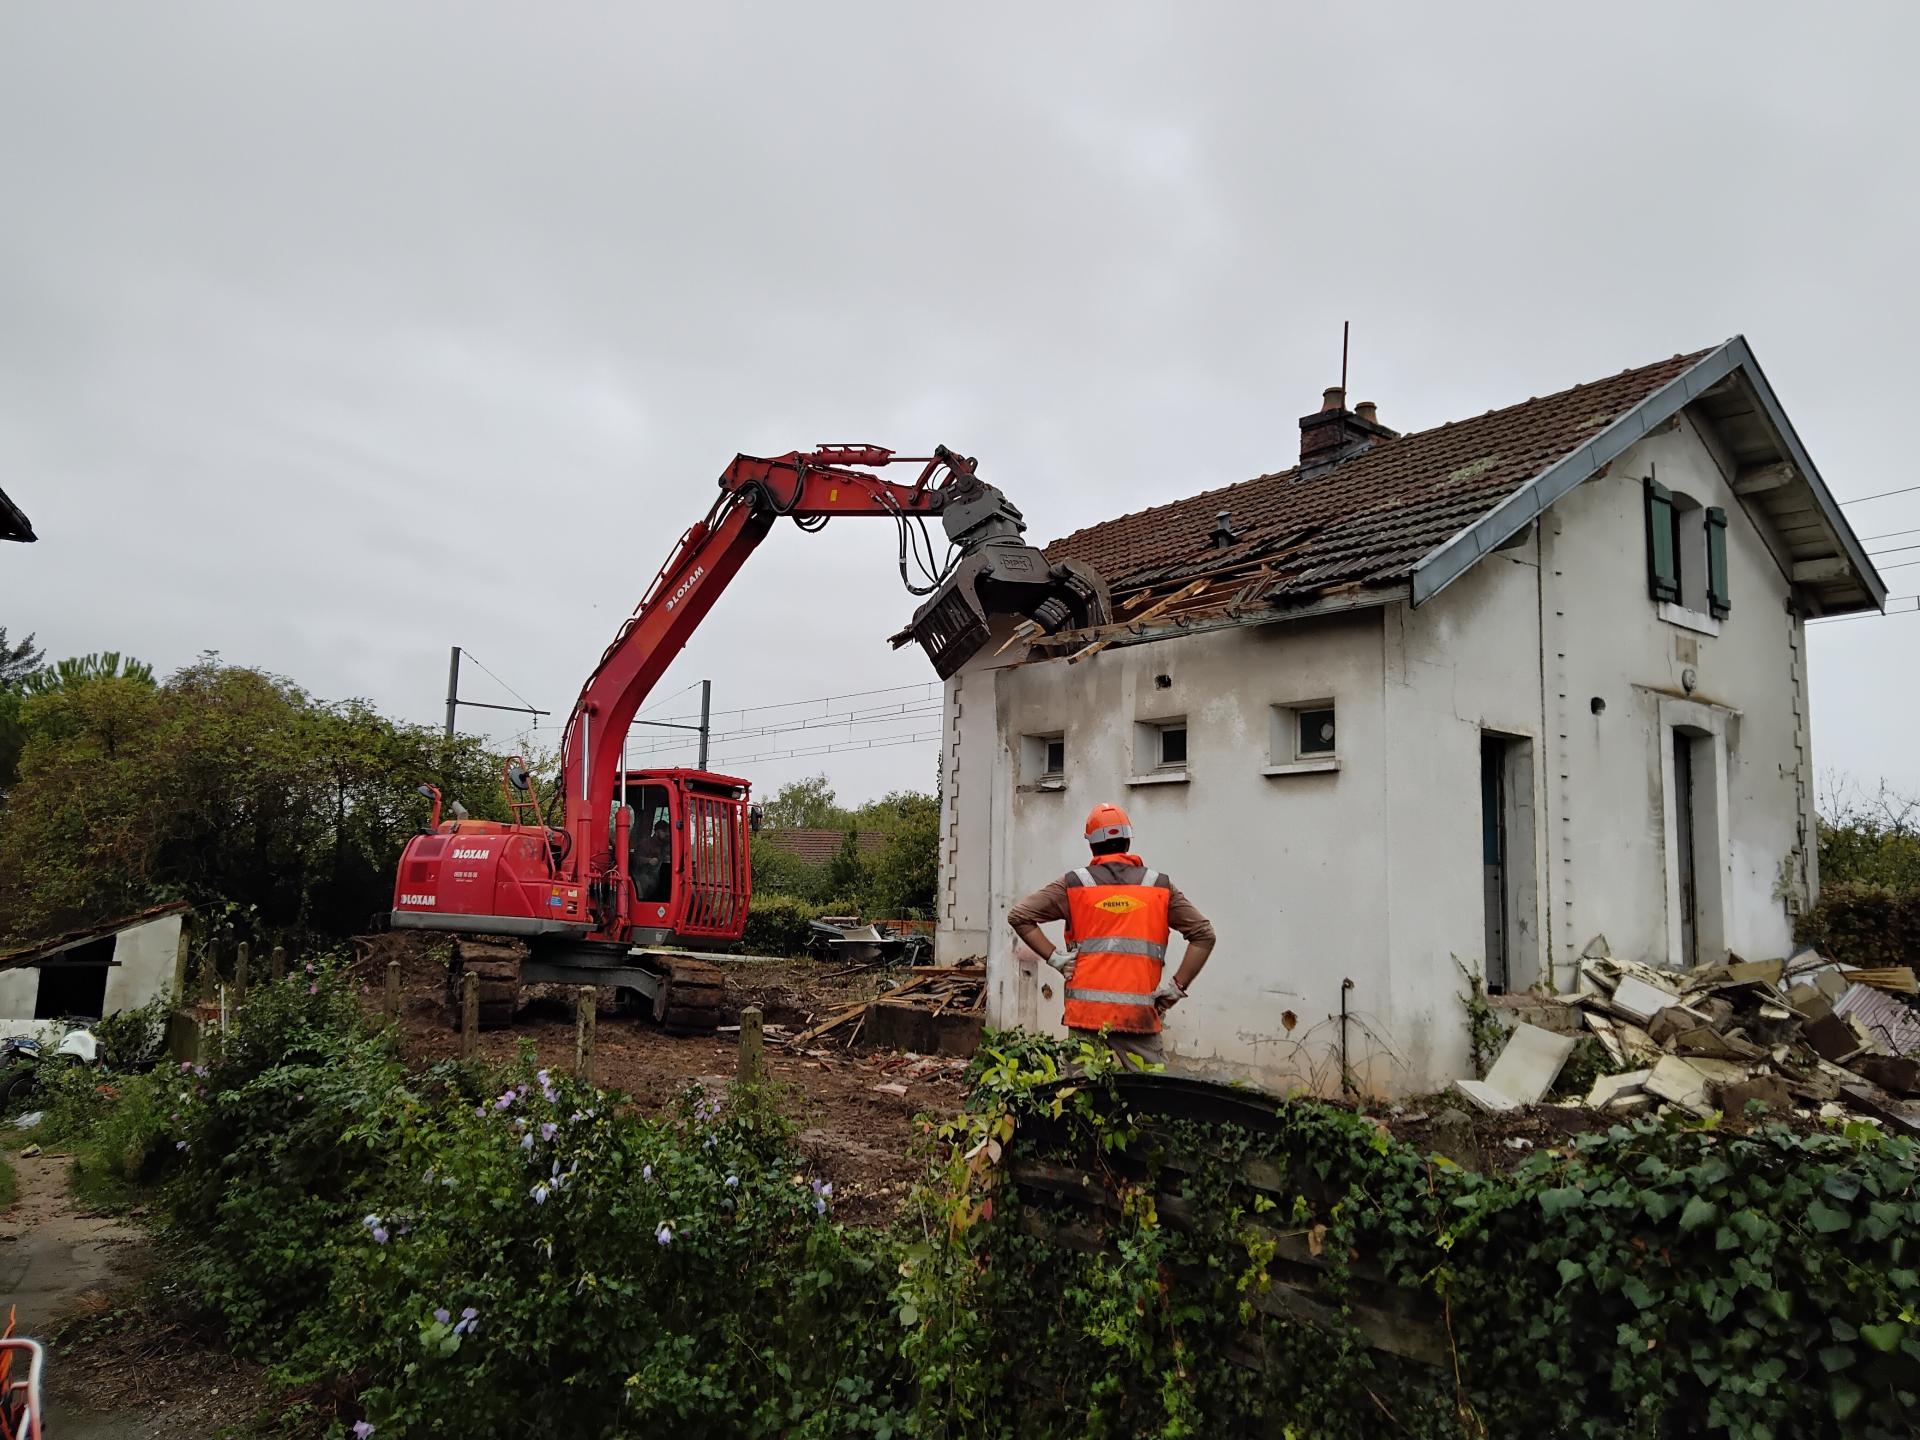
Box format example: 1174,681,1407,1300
391,445,1108,1031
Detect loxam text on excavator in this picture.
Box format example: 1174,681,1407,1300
390,445,1109,1032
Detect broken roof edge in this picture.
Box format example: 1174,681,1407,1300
1409,337,1888,612
1018,581,1403,666
0,899,189,971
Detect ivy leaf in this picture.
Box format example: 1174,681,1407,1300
1822,1173,1860,1202
897,1303,920,1327
1621,1277,1656,1311
1806,1199,1851,1235
1860,1321,1905,1354
1538,1186,1583,1218
1830,1375,1865,1423
1556,1258,1584,1289
1818,1344,1855,1373
1679,1196,1718,1233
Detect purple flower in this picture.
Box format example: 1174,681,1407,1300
371,1226,390,1244
520,1133,534,1151
642,1164,653,1181
454,1306,478,1335
493,1092,515,1111
530,1182,550,1205
536,1069,551,1088
434,1307,451,1325
179,1061,192,1073
656,1223,673,1245
171,1112,180,1123
539,1122,558,1142
461,1306,478,1321
814,1197,826,1215
474,1104,486,1119
353,1422,375,1439
308,983,318,995
175,1140,188,1151
725,1174,739,1189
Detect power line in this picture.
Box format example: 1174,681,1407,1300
688,730,942,770
1866,541,1920,558
460,650,543,716
1843,482,1920,506
622,701,943,758
1860,525,1920,544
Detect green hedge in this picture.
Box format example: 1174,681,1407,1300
1797,881,1920,970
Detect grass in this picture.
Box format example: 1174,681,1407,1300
0,1149,14,1209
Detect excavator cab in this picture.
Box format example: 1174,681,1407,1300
614,769,751,944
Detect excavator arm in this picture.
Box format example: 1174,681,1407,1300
556,444,1108,911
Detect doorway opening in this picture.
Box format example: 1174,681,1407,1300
1479,733,1539,994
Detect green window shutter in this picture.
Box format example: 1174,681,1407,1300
1706,506,1731,618
1645,478,1678,602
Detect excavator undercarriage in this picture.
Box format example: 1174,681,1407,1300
448,936,728,1034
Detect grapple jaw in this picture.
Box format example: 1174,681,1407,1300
898,545,1111,679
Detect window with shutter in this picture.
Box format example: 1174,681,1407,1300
1705,507,1730,618
1645,478,1679,602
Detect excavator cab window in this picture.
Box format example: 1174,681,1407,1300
620,784,674,904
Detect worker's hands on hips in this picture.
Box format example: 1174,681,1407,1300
1151,976,1187,1013
1053,948,1077,982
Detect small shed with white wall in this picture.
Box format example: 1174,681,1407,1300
937,338,1886,1097
0,902,186,1042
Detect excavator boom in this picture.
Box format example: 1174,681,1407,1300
392,443,1107,967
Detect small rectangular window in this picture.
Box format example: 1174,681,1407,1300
1019,732,1066,787
1157,724,1187,768
1298,707,1336,755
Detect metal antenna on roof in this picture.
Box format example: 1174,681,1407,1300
1341,320,1349,397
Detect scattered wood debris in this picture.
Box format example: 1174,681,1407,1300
1469,940,1920,1134
782,965,985,1053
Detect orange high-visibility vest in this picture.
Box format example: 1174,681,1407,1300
1062,860,1172,1034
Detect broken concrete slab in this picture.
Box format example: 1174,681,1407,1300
1673,1025,1763,1062
1645,1055,1714,1114
1585,1068,1652,1109
1849,1055,1920,1096
1583,1013,1627,1067
1715,1075,1792,1115
1451,1022,1578,1113
1803,1012,1862,1064
1725,958,1786,987
1611,975,1684,1024
1452,1079,1522,1114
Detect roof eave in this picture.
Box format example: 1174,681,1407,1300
1408,337,1888,613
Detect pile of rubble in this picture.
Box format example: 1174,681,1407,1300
1456,941,1920,1135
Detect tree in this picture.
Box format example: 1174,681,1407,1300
0,628,44,689
864,802,940,918
823,829,868,903
0,656,509,941
759,774,851,831
19,650,155,695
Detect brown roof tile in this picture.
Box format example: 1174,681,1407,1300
757,828,888,867
1046,349,1712,603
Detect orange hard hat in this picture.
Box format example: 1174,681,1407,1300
1084,802,1132,845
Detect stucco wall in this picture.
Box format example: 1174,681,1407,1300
1543,417,1807,980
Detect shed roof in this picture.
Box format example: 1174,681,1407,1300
0,484,35,543
0,901,188,972
1035,338,1882,654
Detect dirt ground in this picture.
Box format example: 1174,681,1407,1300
348,935,971,1221
1,1151,267,1437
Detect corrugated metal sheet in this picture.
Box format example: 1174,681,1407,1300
1837,983,1920,1057
0,901,188,972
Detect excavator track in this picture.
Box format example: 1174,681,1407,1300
649,954,726,1035
449,938,526,1030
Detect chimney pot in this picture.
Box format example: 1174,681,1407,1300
1321,386,1346,413
1355,401,1378,425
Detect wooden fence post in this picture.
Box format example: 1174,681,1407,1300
460,972,479,1058
172,919,192,1003
385,960,402,1021
270,945,287,983
575,986,597,1085
737,1005,765,1085
199,946,218,1006
234,942,250,1005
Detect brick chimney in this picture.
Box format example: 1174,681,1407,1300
1299,387,1395,471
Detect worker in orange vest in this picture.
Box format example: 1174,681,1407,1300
1008,802,1216,1070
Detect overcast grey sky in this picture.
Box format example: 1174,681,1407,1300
3,3,1917,805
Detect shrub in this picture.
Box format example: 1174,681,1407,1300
1797,881,1920,970
742,893,826,956
94,995,172,1071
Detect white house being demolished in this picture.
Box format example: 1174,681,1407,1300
935,338,1886,1096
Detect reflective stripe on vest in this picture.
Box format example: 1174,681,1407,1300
1064,986,1158,1009
1074,935,1168,959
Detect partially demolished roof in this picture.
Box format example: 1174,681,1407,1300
1036,337,1884,654
0,901,187,972
0,484,35,543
